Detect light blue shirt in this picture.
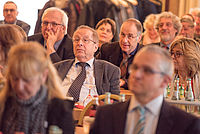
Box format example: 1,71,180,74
125,95,163,134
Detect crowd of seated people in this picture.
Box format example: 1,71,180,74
0,0,200,133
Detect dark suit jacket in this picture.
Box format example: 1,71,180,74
47,98,74,134
54,59,120,95
0,19,30,35
97,41,143,89
90,100,200,134
28,33,74,63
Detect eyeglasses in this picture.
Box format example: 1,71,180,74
72,37,96,44
4,9,16,12
170,51,184,58
129,64,165,75
42,21,63,27
120,32,138,40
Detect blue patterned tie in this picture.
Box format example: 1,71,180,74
134,106,145,134
67,62,87,102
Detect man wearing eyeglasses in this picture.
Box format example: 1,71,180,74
55,25,120,105
91,45,200,134
0,1,30,35
28,7,74,63
97,18,143,90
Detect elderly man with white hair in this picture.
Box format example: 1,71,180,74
28,7,74,63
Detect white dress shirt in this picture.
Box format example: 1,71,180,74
62,58,98,105
124,94,163,134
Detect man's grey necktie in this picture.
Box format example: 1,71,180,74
68,62,87,102
134,106,146,134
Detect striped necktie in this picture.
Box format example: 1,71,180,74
134,106,146,134
120,52,129,79
67,62,87,102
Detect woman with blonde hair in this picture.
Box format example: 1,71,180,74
169,37,200,99
0,41,74,134
140,14,160,45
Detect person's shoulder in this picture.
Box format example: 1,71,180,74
163,101,200,122
16,20,30,27
28,33,43,41
54,59,74,66
95,59,119,69
101,41,120,49
49,98,74,111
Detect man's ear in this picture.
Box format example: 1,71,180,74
136,35,142,43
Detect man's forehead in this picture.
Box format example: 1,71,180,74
4,3,17,9
160,17,173,23
75,29,92,37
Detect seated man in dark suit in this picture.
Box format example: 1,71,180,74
55,25,120,105
91,45,200,134
28,7,74,63
0,1,30,35
97,18,143,89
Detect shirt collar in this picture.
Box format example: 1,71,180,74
74,57,94,68
128,94,163,116
129,43,139,56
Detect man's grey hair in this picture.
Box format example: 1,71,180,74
155,12,182,36
42,7,68,34
136,45,174,77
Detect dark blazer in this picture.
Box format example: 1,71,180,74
55,59,120,95
90,100,200,134
0,19,30,35
97,41,143,89
47,98,74,134
28,33,75,63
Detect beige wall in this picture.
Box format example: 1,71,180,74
161,0,200,17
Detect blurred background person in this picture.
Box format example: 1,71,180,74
140,14,160,45
0,42,74,134
0,24,24,80
154,11,182,49
179,14,196,40
95,18,116,56
0,1,30,35
189,8,200,39
169,38,200,100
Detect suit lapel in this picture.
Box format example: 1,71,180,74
156,100,174,134
56,59,75,80
94,60,103,95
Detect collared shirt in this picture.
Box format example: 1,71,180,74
124,94,163,134
160,42,170,49
44,39,63,51
62,58,98,105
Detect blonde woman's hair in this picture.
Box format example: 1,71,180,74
143,14,158,30
169,37,200,77
0,24,24,66
0,41,65,121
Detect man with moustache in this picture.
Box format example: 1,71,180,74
28,7,74,63
154,11,182,49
